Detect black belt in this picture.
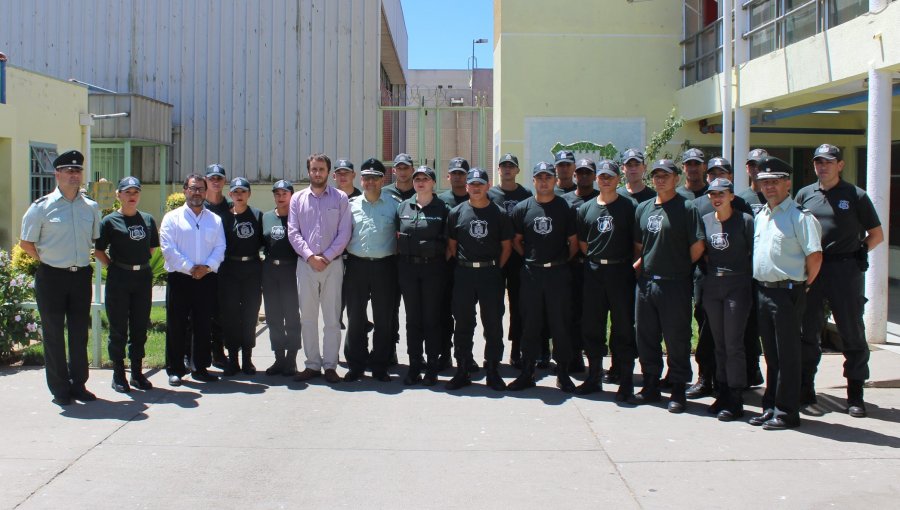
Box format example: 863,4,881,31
227,255,260,262
572,256,585,264
527,259,568,268
457,259,497,268
402,255,441,264
823,252,855,263
589,256,628,265
113,261,150,271
267,258,297,266
756,279,805,289
347,254,394,262
42,263,89,273
643,273,679,281
710,271,747,277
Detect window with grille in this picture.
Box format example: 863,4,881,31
30,144,57,202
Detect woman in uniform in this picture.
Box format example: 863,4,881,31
219,177,265,376
94,176,159,393
396,166,449,386
701,178,755,421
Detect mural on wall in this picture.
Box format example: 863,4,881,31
524,117,645,168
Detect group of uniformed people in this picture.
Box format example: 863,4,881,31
21,144,882,431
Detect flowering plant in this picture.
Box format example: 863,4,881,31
0,249,42,359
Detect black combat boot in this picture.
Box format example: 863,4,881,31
445,360,471,390
575,358,603,395
266,349,286,376
615,365,635,403
129,358,153,390
685,374,713,398
241,348,256,375
556,362,576,393
222,350,241,376
668,382,687,414
717,387,744,421
847,379,867,418
403,359,423,386
111,360,130,393
422,359,440,387
629,374,661,405
485,361,507,391
507,359,536,391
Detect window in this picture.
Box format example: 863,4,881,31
30,144,57,202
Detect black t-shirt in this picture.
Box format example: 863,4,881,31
447,201,513,263
702,211,754,275
563,189,600,210
794,179,881,255
262,210,297,260
512,196,577,265
488,184,533,216
95,211,160,265
221,206,264,257
554,183,577,197
576,195,637,261
617,185,657,204
383,184,415,203
204,196,232,217
693,193,753,219
438,190,469,209
738,188,766,216
676,184,708,201
346,187,362,199
634,195,704,279
396,195,449,258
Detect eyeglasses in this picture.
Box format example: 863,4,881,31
186,186,207,193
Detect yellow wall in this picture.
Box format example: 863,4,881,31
494,0,683,179
0,66,87,249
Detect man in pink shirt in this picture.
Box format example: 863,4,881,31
288,153,352,383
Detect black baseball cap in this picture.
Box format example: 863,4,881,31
706,157,733,174
272,180,294,193
334,159,354,172
575,158,596,173
554,150,575,165
466,168,489,184
650,159,679,175
621,148,644,164
412,165,436,181
53,150,84,169
499,153,519,167
756,156,792,180
595,159,619,177
707,178,734,193
449,157,470,173
393,153,413,167
813,144,842,161
360,158,386,176
682,148,705,163
117,176,141,191
533,161,555,176
746,148,769,164
229,177,250,191
206,163,226,178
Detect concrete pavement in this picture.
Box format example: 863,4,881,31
2,322,900,509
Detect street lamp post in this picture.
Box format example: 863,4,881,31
470,38,488,164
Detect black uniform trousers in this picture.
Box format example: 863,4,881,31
166,271,217,376
452,265,505,363
757,283,806,414
692,271,716,378
398,258,447,363
262,260,301,351
219,260,263,351
635,276,693,384
441,260,456,355
581,261,636,373
345,256,397,373
702,276,752,389
35,264,92,398
105,265,153,363
801,258,870,383
568,256,586,359
519,264,573,363
502,252,524,358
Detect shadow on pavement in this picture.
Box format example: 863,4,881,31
181,378,268,395
60,399,149,421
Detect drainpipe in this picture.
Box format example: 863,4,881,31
732,2,751,193
0,51,7,104
720,0,733,165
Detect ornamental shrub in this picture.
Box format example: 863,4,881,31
0,249,42,360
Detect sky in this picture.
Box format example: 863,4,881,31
400,0,494,70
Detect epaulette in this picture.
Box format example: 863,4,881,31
33,196,48,204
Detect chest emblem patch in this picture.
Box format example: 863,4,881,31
751,203,765,215
647,215,664,233
838,199,850,210
270,225,285,240
533,216,553,235
128,225,146,241
503,200,519,214
235,221,255,239
597,216,614,234
710,232,729,250
469,219,488,239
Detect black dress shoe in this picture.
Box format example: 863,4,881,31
373,371,392,383
628,388,661,405
111,373,131,394
293,368,322,381
445,371,471,390
685,378,712,399
422,370,438,387
507,373,536,391
52,395,73,406
71,386,97,401
749,409,775,426
762,414,800,430
130,372,153,390
242,361,257,376
615,386,633,403
717,408,744,422
602,370,620,385
343,370,363,382
667,400,686,414
168,375,183,387
265,360,285,376
403,369,422,386
211,355,229,370
191,369,219,382
847,404,867,418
